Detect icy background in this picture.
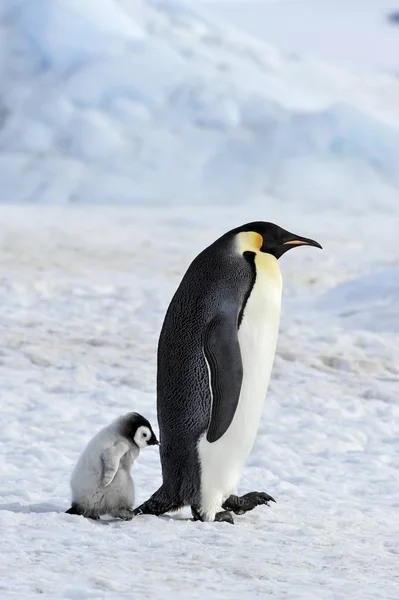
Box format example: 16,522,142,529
1,0,399,204
203,0,399,72
0,1,398,599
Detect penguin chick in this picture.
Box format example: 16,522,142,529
66,412,158,520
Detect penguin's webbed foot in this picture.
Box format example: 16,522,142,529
222,491,276,515
132,502,161,517
191,506,202,521
133,488,182,518
191,507,234,525
215,510,234,524
115,508,135,521
132,500,172,517
65,503,100,520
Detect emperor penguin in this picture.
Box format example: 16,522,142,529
66,412,158,520
133,222,322,524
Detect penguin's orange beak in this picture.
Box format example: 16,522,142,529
283,237,322,249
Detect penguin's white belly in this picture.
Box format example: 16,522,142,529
198,255,282,520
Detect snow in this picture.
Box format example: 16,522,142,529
202,0,399,73
12,0,145,70
0,204,398,599
1,0,399,203
1,0,399,598
315,266,399,333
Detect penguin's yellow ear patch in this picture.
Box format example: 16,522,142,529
236,231,263,254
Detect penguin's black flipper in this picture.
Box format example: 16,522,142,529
204,314,243,443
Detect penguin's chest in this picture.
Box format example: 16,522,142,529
230,256,282,465
228,255,282,467
198,256,282,505
120,451,134,471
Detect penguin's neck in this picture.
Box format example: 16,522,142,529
254,252,283,288
242,252,283,332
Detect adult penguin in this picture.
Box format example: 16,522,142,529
134,222,322,523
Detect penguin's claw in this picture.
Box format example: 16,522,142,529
117,508,135,521
222,491,276,514
191,507,201,522
214,510,234,525
254,492,276,505
191,507,234,524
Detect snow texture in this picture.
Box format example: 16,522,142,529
0,203,398,599
1,0,399,203
202,0,399,73
1,0,399,598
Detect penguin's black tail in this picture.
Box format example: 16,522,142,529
65,503,83,515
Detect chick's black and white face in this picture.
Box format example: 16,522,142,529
134,425,159,449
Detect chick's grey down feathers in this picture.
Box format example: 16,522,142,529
66,412,158,519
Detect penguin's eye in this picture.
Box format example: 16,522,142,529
142,431,148,439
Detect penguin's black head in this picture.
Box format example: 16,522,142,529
231,221,322,259
121,412,159,449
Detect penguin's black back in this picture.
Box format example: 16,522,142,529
156,234,255,504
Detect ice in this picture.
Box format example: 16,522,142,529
11,0,145,70
0,205,398,599
1,0,399,598
315,266,399,333
202,0,399,73
1,0,399,202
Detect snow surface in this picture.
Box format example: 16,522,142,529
0,204,398,599
1,0,399,203
315,266,399,334
1,0,399,598
202,0,399,73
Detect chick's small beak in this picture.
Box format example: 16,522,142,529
150,436,160,446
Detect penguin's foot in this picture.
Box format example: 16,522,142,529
115,508,135,521
190,507,202,521
215,510,234,524
80,512,100,520
85,510,101,520
191,507,234,525
65,503,100,520
222,491,276,515
133,488,182,517
132,501,168,517
65,503,83,516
